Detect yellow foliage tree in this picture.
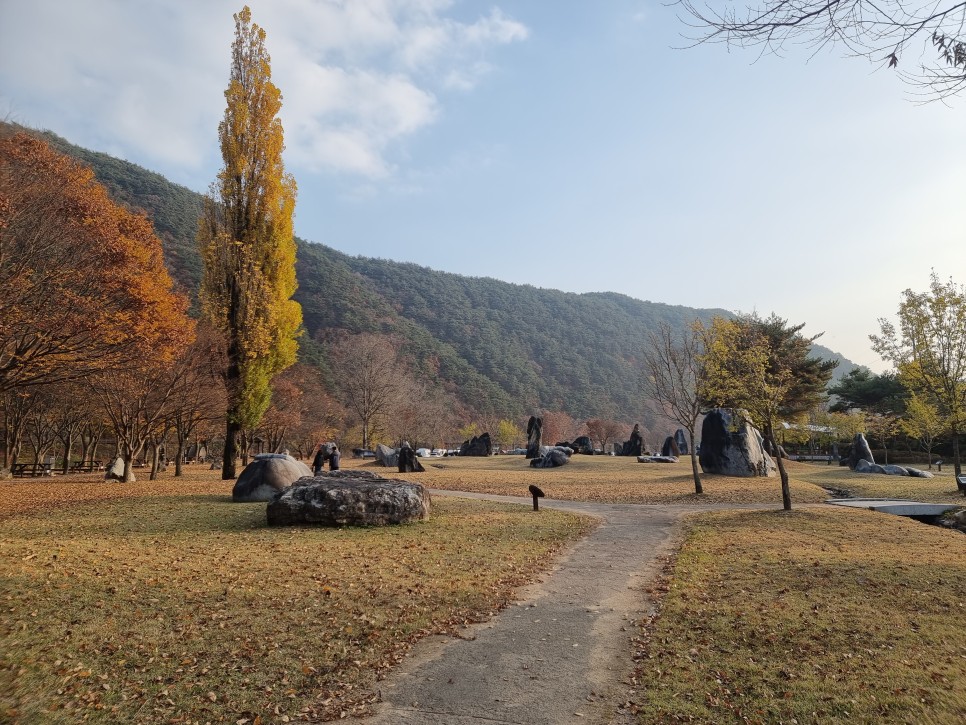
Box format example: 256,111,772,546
199,6,301,479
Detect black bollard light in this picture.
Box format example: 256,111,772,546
528,484,545,511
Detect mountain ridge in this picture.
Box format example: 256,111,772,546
11,122,857,424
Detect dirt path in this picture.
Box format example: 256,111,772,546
367,491,734,725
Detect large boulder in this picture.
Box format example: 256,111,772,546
846,433,875,470
855,459,888,474
698,409,776,477
637,455,678,463
375,444,399,468
526,416,542,459
397,442,425,473
104,456,129,482
529,446,572,468
459,433,492,457
266,471,430,526
232,453,312,502
618,424,644,457
661,436,680,457
569,435,595,455
674,429,689,455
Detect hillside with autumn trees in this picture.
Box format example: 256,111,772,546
18,123,856,429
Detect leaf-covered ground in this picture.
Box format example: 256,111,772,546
403,455,832,505
628,507,966,724
0,468,593,723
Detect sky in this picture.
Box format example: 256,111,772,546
3,0,965,373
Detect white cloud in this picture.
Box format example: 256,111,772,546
0,0,528,181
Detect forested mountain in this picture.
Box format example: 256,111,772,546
15,123,856,423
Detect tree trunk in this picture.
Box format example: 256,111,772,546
223,418,239,479
174,438,185,477
150,442,160,481
953,424,962,489
688,429,703,494
766,424,792,511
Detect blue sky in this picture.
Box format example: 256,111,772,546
3,0,965,372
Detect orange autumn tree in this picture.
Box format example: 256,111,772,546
0,129,191,393
199,6,301,479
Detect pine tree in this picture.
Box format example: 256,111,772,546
199,6,301,479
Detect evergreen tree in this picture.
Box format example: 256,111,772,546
199,6,301,479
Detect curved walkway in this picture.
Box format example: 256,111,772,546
368,491,753,725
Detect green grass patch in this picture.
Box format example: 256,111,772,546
0,491,593,723
630,507,966,723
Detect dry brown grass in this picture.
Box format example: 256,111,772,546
0,464,594,723
629,507,966,724
391,454,831,505
786,462,966,503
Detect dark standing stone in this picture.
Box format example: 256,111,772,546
661,436,680,457
674,429,689,455
526,416,542,459
397,442,425,473
232,453,313,502
698,409,776,477
846,433,875,470
459,433,493,457
618,424,644,457
267,471,430,526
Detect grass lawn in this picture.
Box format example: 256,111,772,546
0,467,594,723
629,506,966,724
395,454,832,505
2,456,963,724
787,463,966,503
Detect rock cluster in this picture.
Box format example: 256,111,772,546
459,433,493,457
529,446,572,468
266,470,430,526
854,459,934,478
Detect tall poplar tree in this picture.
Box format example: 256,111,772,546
200,6,301,479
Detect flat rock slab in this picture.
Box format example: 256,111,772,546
826,498,959,517
368,492,703,725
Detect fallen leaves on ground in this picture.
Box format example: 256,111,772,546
627,507,966,724
0,467,593,723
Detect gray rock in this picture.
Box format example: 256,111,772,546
855,459,889,474
674,429,689,455
881,464,911,476
266,473,430,526
847,433,875,470
637,455,678,463
661,436,680,457
906,467,934,478
459,433,492,457
529,446,572,468
232,453,312,502
105,456,129,482
698,408,776,478
375,444,398,468
397,442,424,473
569,436,595,455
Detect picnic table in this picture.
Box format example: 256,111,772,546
11,462,53,477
